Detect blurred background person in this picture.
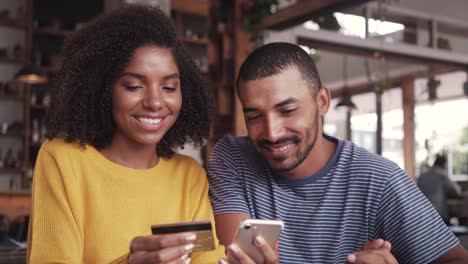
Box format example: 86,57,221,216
418,154,462,225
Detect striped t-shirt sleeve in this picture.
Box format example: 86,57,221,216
207,136,250,215
375,166,459,263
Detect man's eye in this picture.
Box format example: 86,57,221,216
282,109,297,115
246,115,260,121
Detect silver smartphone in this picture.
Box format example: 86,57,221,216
232,219,284,263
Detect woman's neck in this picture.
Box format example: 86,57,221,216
99,138,159,170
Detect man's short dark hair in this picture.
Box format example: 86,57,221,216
46,4,210,158
236,42,322,93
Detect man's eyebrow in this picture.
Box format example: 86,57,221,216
243,98,297,113
274,98,297,108
243,106,257,113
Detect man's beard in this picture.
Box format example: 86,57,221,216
257,111,319,173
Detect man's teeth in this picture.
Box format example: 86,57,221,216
137,117,162,125
270,144,291,152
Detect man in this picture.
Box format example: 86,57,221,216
208,42,467,263
418,154,462,224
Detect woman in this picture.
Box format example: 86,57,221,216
27,5,224,263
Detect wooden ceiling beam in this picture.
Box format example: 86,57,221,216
261,0,372,30
297,36,468,69
329,64,459,98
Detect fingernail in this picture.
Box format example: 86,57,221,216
347,254,356,263
228,244,240,254
185,243,194,251
219,259,228,264
181,254,192,264
254,236,265,246
185,234,196,242
384,241,391,248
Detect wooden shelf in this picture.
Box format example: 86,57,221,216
0,189,31,196
0,168,23,175
0,95,23,101
0,19,26,30
30,104,48,110
0,132,23,139
178,36,208,46
42,65,60,73
0,57,26,65
171,0,208,16
29,144,42,148
33,28,73,38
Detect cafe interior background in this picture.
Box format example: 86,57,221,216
0,0,467,261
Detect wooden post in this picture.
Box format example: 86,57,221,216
402,77,416,180
345,109,352,141
233,0,255,136
375,90,382,155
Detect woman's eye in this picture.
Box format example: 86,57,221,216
162,86,177,92
124,85,142,91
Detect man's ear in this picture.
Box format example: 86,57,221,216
316,87,331,117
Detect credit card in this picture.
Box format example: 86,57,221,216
151,220,215,252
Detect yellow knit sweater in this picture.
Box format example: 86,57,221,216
27,138,225,263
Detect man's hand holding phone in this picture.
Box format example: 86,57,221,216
221,235,279,264
219,219,283,264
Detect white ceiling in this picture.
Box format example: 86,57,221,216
393,0,468,23
266,0,468,96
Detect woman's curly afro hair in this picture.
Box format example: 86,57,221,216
46,4,210,158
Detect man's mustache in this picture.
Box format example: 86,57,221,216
257,136,300,147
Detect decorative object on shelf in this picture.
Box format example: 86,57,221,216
0,122,7,135
0,82,5,96
0,47,7,58
15,66,48,84
241,0,278,42
42,91,51,107
16,149,23,168
31,119,40,145
13,43,23,60
3,148,16,169
0,9,11,21
40,119,47,143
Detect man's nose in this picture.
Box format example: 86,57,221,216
263,116,284,143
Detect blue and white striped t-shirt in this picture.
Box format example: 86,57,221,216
207,134,458,263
